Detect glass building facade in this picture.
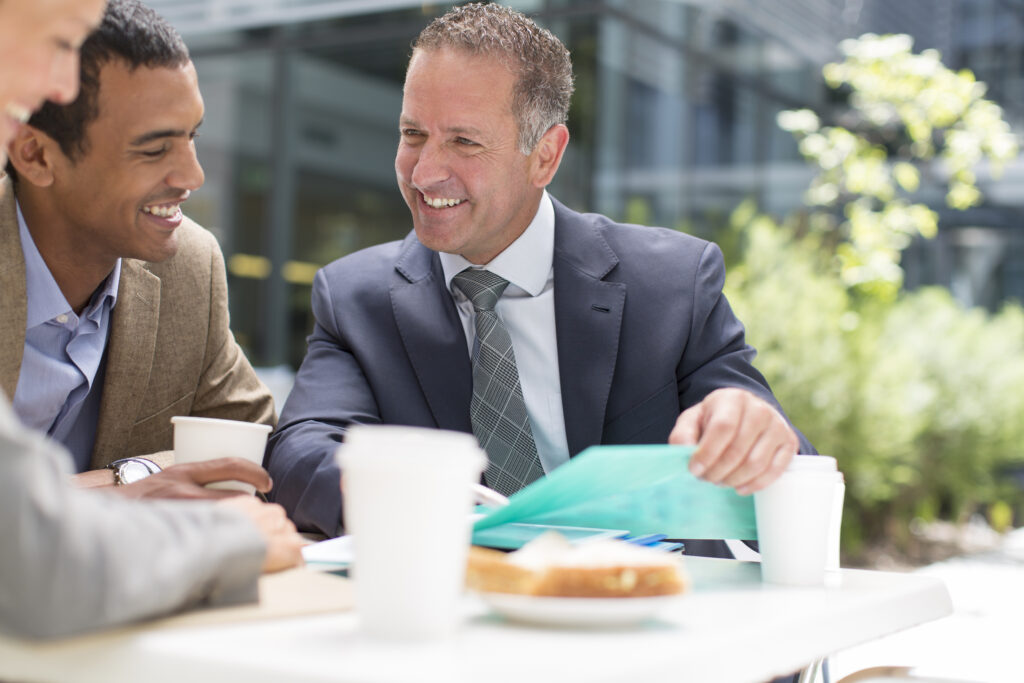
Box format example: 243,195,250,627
144,0,1024,368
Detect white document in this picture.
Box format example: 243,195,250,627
302,535,353,566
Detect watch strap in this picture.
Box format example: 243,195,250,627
108,457,162,486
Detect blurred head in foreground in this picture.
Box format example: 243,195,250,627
0,0,106,169
6,0,204,267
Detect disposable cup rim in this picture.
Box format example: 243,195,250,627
343,424,479,447
787,454,838,472
337,444,486,473
171,415,272,434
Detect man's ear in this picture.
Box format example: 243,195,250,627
528,123,570,189
7,126,60,188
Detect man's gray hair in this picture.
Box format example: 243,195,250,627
412,2,574,154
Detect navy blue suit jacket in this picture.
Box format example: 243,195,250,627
265,197,813,540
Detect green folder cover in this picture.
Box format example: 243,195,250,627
473,445,757,540
470,523,628,549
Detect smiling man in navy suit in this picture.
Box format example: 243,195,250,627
265,3,813,544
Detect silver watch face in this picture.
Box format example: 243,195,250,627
118,460,155,485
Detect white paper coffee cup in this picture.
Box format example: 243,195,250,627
754,455,845,586
337,425,486,640
171,416,272,494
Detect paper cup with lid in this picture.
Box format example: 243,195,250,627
754,455,845,586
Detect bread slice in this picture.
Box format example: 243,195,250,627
466,532,688,598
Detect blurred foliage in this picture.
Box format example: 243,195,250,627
724,208,1024,558
777,33,1018,301
720,34,1024,561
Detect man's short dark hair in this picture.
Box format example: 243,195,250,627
412,2,574,154
27,0,190,162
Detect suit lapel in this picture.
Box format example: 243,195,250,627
0,182,27,400
551,199,626,456
390,234,473,432
90,259,160,468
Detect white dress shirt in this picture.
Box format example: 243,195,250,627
440,191,570,473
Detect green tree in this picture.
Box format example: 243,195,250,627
777,33,1017,300
723,34,1024,562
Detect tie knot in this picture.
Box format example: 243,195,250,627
452,269,509,312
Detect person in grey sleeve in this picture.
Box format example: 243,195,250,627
0,0,304,641
0,394,297,639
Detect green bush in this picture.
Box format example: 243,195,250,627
711,34,1024,562
723,208,1024,560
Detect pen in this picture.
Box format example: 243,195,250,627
470,483,510,508
624,534,668,546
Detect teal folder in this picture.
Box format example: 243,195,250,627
470,523,628,550
473,445,757,540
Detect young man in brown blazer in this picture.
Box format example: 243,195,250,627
2,0,275,499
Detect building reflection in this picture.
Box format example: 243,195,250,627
144,0,1024,367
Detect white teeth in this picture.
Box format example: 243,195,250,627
5,103,31,124
424,195,463,209
143,204,180,218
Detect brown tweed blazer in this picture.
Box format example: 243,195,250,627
0,180,275,469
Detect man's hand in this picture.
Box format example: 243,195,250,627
669,388,798,495
219,497,305,573
115,458,273,500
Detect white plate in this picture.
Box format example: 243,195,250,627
477,592,681,628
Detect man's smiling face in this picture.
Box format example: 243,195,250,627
45,58,205,265
395,48,545,265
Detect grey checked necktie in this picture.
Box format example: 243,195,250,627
452,268,544,496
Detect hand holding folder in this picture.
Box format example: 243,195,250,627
472,445,757,541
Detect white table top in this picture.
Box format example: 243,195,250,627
0,558,952,683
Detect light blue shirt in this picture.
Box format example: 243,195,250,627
12,203,121,472
440,191,570,473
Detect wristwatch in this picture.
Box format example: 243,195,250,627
108,457,162,486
